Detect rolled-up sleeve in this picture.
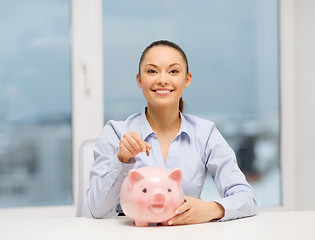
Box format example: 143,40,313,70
205,124,257,221
87,121,134,218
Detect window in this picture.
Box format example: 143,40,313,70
0,0,72,207
0,0,283,214
102,0,281,208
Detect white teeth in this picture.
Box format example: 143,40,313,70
156,90,170,93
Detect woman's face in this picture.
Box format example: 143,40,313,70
137,46,191,110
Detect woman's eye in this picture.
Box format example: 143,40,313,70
147,69,156,74
170,69,179,74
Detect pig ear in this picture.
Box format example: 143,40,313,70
128,169,144,189
168,168,182,186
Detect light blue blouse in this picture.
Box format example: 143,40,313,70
87,109,257,221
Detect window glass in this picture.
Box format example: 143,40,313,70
103,0,280,207
0,0,72,207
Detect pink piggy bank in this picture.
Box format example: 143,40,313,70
120,166,184,226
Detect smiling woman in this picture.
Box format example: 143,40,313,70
136,42,191,114
137,40,190,113
87,40,257,224
102,0,281,209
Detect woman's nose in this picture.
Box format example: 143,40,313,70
157,73,169,85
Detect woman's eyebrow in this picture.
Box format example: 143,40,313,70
144,63,182,69
145,64,158,68
169,63,182,67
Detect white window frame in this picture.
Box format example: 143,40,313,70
71,0,104,213
0,0,104,218
0,0,301,217
279,0,296,211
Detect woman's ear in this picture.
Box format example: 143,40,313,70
136,74,142,88
184,72,192,88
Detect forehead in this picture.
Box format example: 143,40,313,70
142,46,184,64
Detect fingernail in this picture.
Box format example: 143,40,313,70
168,220,173,225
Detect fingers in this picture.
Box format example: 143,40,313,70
143,142,152,156
169,197,221,225
174,197,191,215
120,137,138,155
168,197,193,226
117,131,152,162
125,133,143,153
127,132,152,153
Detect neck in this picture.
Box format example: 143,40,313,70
146,105,181,134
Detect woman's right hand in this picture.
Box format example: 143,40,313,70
117,131,152,163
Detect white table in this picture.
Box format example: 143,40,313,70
2,211,315,240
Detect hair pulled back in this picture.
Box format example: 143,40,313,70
138,40,189,112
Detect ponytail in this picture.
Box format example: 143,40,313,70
179,97,184,112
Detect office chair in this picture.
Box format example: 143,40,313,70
76,138,98,217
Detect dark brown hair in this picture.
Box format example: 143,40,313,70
138,40,189,112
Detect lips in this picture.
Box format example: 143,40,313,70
153,89,174,95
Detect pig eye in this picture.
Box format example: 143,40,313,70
142,188,147,193
168,188,172,193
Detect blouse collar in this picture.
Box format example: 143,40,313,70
138,108,193,141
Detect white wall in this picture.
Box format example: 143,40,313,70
295,0,315,210
282,0,315,210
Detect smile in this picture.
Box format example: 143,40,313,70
153,89,174,95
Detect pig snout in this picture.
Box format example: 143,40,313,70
150,193,166,212
152,193,166,203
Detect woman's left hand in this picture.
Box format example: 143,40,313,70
167,196,225,225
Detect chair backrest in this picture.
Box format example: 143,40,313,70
76,138,98,217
